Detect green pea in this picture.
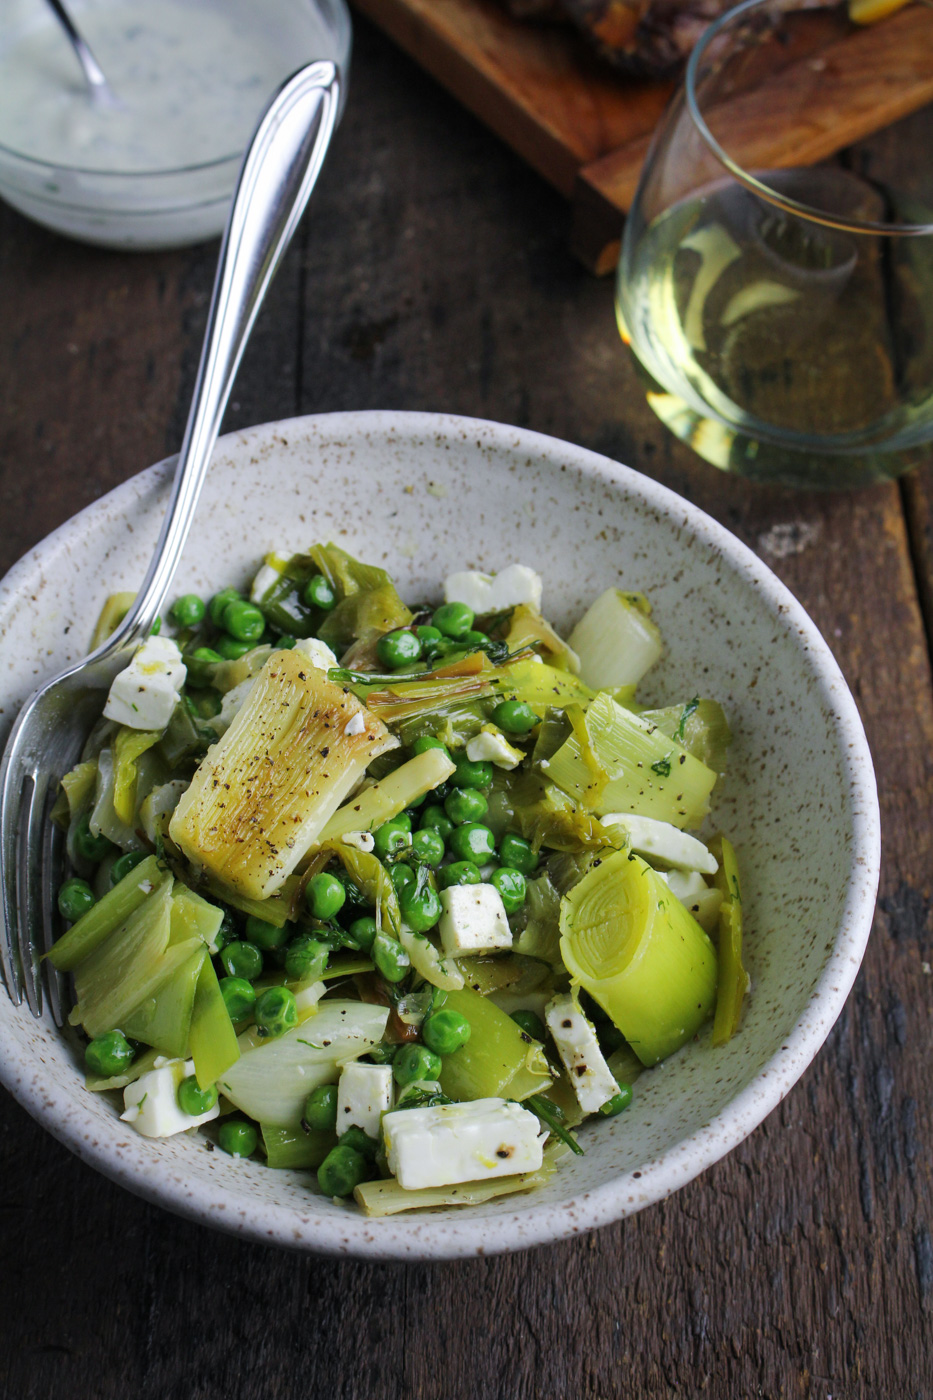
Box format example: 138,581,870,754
244,915,289,951
510,1009,546,1041
398,882,442,933
110,850,147,887
189,686,223,719
365,1042,398,1065
372,930,410,983
448,823,496,864
284,934,330,981
436,861,482,890
276,634,297,649
411,827,445,866
414,625,444,654
219,976,256,1022
150,616,162,636
599,1083,634,1117
57,878,95,922
304,871,347,921
222,599,265,642
303,1084,338,1130
432,601,474,639
214,910,238,952
453,757,493,790
215,636,252,661
423,1008,471,1056
490,865,527,913
498,833,538,875
304,574,336,610
73,815,115,863
340,1126,379,1159
170,593,206,628
393,1042,443,1086
177,1075,219,1116
388,863,415,896
411,734,451,762
84,1029,134,1078
185,645,224,686
392,811,413,832
444,787,488,825
254,985,298,1038
374,819,410,860
462,630,489,647
317,1144,369,1197
348,916,378,953
220,941,263,981
491,699,539,735
419,805,454,840
218,1119,258,1158
208,587,243,626
376,628,422,670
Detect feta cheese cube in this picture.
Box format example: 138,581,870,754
120,1058,219,1138
660,871,723,934
103,636,186,730
465,725,524,770
545,993,619,1114
293,636,338,671
383,1097,545,1189
600,812,718,875
336,1062,394,1139
444,564,543,615
438,884,513,956
344,711,367,737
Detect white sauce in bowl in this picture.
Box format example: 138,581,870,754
0,0,345,173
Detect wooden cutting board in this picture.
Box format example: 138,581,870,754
350,0,933,273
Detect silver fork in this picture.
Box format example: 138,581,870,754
0,58,341,1020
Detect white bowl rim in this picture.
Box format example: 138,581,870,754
0,409,881,1259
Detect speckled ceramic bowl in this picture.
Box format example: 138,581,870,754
0,411,880,1259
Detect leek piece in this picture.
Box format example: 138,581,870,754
496,659,593,718
89,591,136,650
640,699,732,778
710,836,749,1047
398,926,464,991
544,692,717,829
489,769,615,854
90,747,145,851
47,854,166,971
189,955,240,1087
438,986,552,1102
157,702,217,767
559,849,718,1067
502,605,580,674
311,543,413,649
329,842,402,938
169,882,224,950
202,874,297,929
353,1149,560,1216
50,760,98,830
262,1123,336,1169
319,748,456,842
122,941,206,1058
70,878,174,1039
568,589,663,689
112,727,162,826
321,954,375,981
170,648,397,899
513,874,563,969
218,1001,389,1127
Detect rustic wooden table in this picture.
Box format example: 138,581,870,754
1,17,931,1399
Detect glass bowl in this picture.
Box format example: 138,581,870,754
0,0,351,250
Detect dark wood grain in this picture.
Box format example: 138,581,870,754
1,18,931,1400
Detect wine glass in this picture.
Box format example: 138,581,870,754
615,0,933,489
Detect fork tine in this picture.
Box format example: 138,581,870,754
18,770,48,1018
41,806,66,1027
0,761,25,1007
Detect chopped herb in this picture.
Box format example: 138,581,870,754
651,753,672,778
675,696,700,742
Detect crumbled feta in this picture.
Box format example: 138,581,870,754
438,884,513,956
293,636,338,671
336,1062,394,1139
465,725,524,770
341,830,375,853
383,1097,545,1189
444,564,543,615
545,993,619,1114
600,812,718,874
345,711,366,737
660,871,723,934
103,636,186,730
121,1058,219,1138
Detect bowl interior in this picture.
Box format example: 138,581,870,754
0,411,879,1258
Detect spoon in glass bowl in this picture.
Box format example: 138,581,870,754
45,0,120,106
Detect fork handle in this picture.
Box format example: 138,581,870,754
109,59,341,649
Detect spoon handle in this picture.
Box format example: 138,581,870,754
111,60,341,647
45,0,113,100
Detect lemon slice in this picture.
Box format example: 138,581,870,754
849,0,913,25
